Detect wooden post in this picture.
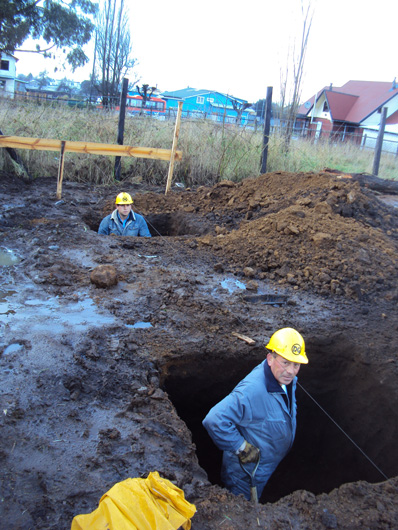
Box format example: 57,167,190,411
165,101,183,195
114,77,129,181
56,141,66,199
372,107,387,176
260,87,273,174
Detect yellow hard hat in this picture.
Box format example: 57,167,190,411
115,192,133,205
266,327,308,364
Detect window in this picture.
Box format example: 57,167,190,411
206,98,214,103
323,101,329,112
197,96,204,104
1,60,9,71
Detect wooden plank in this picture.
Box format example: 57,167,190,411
165,101,183,194
231,332,256,345
0,136,182,161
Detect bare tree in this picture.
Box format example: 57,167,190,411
231,99,252,125
94,0,137,107
279,0,314,148
136,84,157,110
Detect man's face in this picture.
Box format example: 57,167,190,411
116,203,132,220
267,352,301,386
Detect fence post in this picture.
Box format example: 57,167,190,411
56,141,66,199
372,107,387,176
165,101,183,195
114,77,129,181
260,86,273,174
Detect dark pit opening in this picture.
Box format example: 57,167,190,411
85,212,212,237
161,338,398,503
145,213,211,237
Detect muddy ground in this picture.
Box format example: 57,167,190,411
1,170,398,529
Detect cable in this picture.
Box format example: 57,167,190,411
297,381,389,481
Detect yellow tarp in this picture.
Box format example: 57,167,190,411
71,472,196,530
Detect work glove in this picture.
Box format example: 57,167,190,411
238,441,260,464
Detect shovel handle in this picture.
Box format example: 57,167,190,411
239,452,260,504
250,485,258,504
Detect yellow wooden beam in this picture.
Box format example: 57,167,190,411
0,135,182,161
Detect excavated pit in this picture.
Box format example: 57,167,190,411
84,211,213,237
161,337,398,503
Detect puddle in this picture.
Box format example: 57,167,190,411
378,194,398,208
0,248,20,266
0,289,17,315
220,278,246,293
126,321,153,329
0,292,116,333
243,294,288,307
2,343,24,356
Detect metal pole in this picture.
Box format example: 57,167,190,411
114,77,129,181
260,86,273,174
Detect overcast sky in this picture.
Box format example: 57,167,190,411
14,0,397,104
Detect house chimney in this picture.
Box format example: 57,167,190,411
329,83,333,91
392,77,397,90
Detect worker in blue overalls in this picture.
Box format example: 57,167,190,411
98,192,151,237
203,327,309,501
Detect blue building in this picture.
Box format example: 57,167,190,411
160,87,256,126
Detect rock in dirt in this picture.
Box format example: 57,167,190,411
90,264,118,288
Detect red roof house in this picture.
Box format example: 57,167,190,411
297,80,398,150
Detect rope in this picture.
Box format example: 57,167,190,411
297,381,389,481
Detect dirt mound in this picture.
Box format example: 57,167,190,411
134,171,398,300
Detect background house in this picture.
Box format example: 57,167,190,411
0,52,18,97
160,87,256,126
297,80,398,152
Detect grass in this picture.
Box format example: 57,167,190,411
1,98,397,186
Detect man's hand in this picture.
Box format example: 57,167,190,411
238,441,260,464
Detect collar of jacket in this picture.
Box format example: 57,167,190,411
263,360,293,394
111,209,136,223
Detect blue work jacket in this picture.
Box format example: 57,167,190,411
98,209,151,237
202,360,297,500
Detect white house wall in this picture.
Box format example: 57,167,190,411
0,53,17,97
310,93,331,121
361,127,398,154
361,94,398,127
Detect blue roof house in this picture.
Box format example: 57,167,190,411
160,87,256,126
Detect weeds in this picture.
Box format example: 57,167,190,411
1,98,397,185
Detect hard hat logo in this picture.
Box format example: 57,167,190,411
291,344,302,355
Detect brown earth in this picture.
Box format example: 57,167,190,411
1,170,398,529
